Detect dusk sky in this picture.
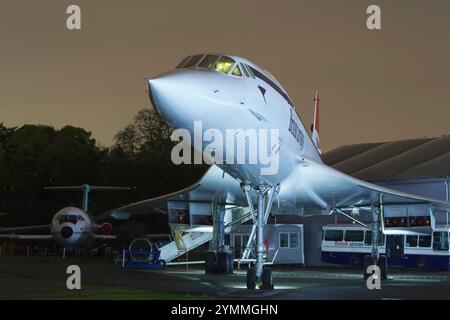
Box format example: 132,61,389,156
1,0,449,151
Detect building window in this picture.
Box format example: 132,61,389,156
280,232,299,248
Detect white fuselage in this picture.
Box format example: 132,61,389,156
148,54,321,187
51,207,94,247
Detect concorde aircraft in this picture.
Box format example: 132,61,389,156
0,185,128,248
102,54,450,289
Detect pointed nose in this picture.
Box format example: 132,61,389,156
148,70,238,129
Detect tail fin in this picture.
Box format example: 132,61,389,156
311,91,322,155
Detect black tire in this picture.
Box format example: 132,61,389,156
348,255,362,269
158,259,166,267
246,267,257,290
217,251,229,274
261,268,274,290
363,255,374,280
205,251,218,274
416,256,430,271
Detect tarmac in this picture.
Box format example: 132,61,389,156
1,258,450,299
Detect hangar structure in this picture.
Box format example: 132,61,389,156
228,136,450,266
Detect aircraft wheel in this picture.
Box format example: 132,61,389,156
205,251,218,274
246,267,257,290
363,255,374,280
378,256,387,280
261,267,274,290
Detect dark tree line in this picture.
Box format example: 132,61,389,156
0,109,206,231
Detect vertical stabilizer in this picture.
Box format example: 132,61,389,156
311,91,322,154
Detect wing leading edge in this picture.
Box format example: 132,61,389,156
273,157,450,215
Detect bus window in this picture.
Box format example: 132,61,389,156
324,230,343,241
406,235,418,247
344,230,364,242
433,231,449,251
419,235,432,247
364,231,384,246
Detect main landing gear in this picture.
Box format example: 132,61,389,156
363,200,388,281
242,184,278,290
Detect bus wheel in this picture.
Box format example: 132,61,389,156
158,259,166,267
416,256,430,271
348,255,361,269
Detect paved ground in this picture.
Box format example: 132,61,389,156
1,256,450,299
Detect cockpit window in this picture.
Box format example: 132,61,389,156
232,65,242,77
175,56,191,69
240,63,249,77
198,55,219,69
214,56,235,74
184,54,203,68
58,215,78,224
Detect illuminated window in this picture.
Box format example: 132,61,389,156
214,56,235,74
232,65,242,77
198,55,219,69
176,56,191,69
184,54,203,68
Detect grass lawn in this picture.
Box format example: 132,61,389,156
0,272,211,300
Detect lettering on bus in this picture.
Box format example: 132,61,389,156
334,241,364,247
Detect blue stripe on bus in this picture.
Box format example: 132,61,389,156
321,251,450,270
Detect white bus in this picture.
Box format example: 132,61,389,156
321,224,450,271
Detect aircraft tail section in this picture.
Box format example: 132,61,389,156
311,91,322,155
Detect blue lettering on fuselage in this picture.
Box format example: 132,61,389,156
288,108,304,149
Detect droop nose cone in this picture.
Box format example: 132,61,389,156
148,70,232,129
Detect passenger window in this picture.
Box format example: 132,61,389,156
175,56,191,69
198,55,219,69
406,235,418,247
364,231,385,246
433,232,449,251
419,235,432,247
184,54,203,68
232,65,242,77
214,56,235,74
324,230,343,241
344,230,364,242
